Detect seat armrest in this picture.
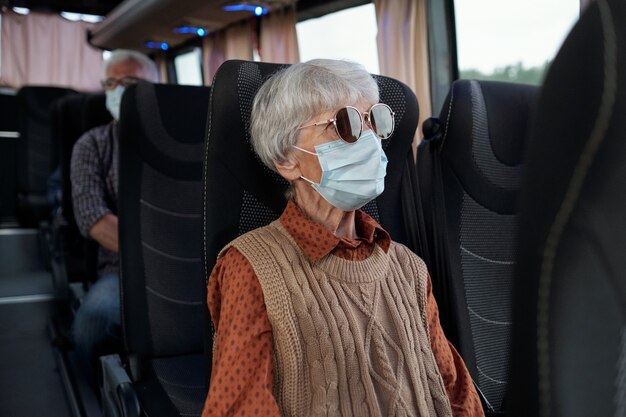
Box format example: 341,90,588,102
100,354,141,417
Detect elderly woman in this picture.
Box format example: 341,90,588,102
202,60,483,417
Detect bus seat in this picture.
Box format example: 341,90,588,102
202,60,421,408
203,59,421,290
0,90,19,223
83,92,113,131
79,94,112,282
510,0,626,416
51,93,90,297
105,82,211,417
415,79,537,414
50,93,109,296
16,86,76,226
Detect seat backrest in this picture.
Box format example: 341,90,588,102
16,86,76,225
203,60,420,288
53,93,110,282
118,82,211,359
83,93,112,132
510,1,626,416
55,94,88,227
0,90,19,221
0,89,19,132
17,86,76,197
415,79,537,412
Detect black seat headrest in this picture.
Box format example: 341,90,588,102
83,93,111,132
203,60,420,277
436,80,537,213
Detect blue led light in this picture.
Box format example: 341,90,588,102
145,41,169,50
174,26,207,36
223,4,267,15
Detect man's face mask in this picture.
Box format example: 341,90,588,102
293,129,388,211
105,85,125,121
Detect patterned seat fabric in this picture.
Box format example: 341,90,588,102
415,79,537,413
118,82,211,417
510,1,626,416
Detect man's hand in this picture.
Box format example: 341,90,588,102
89,213,119,253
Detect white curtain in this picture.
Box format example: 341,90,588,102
154,52,168,83
202,20,254,84
374,0,431,146
259,5,300,64
0,11,103,90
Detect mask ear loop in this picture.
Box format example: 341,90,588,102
292,145,318,156
291,145,319,185
299,175,316,185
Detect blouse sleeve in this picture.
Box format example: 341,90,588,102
426,275,485,417
202,247,280,417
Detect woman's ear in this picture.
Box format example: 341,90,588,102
274,155,302,181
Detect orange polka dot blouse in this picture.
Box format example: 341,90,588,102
202,201,484,417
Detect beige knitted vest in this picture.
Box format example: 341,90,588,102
219,220,453,417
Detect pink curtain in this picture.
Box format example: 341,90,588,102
1,11,103,91
202,20,254,84
154,52,168,83
259,6,300,64
374,0,431,147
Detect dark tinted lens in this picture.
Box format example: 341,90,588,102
370,103,394,139
120,77,140,87
335,107,362,143
101,78,117,89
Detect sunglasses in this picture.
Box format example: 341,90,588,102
100,76,142,90
298,103,396,143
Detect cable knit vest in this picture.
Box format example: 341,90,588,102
219,220,453,417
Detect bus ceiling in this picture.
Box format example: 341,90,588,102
83,0,366,53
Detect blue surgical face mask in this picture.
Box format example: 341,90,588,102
105,85,125,120
293,130,388,211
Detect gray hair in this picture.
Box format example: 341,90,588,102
103,49,159,83
250,59,379,171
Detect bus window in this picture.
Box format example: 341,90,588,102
174,47,203,86
455,0,579,85
296,3,380,75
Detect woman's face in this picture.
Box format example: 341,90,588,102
271,100,376,213
292,100,374,184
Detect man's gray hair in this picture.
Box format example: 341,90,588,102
103,49,159,83
250,59,379,171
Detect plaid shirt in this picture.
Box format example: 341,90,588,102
70,121,119,276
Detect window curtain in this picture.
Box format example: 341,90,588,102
0,11,103,90
259,5,300,64
154,52,168,83
202,20,254,84
374,0,431,145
